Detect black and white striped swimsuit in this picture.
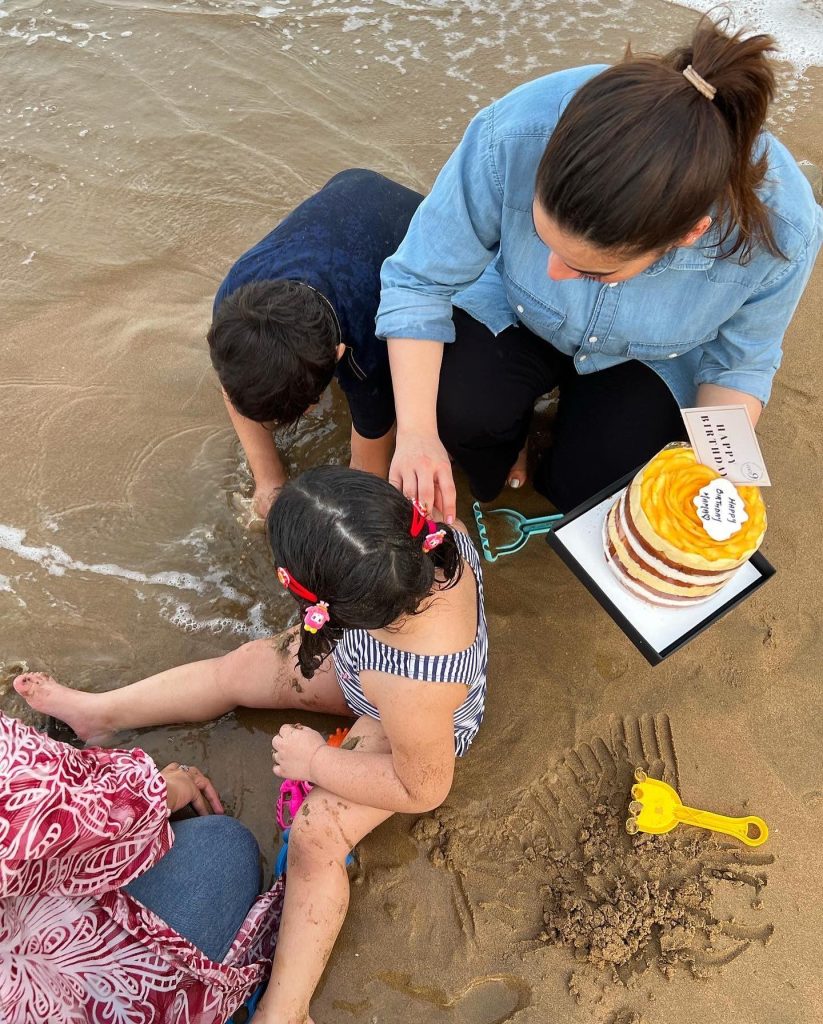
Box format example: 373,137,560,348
332,531,488,756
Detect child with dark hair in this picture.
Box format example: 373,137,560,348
210,169,423,520
16,466,488,1024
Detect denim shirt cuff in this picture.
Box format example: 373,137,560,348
375,293,457,343
693,369,774,406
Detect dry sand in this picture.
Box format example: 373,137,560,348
1,1,821,1022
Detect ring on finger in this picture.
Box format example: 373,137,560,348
179,764,191,773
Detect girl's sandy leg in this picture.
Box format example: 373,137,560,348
262,794,392,1023
13,629,351,744
13,661,231,744
258,719,392,1024
13,673,114,744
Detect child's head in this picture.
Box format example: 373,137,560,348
267,466,463,678
208,280,339,426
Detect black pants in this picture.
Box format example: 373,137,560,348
437,309,688,512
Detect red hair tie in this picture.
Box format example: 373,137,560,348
276,567,330,633
410,499,428,538
410,500,446,553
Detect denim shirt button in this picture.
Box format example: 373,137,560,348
516,304,524,314
578,354,588,362
668,352,679,358
588,335,597,344
608,282,618,287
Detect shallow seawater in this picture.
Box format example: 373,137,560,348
2,0,818,673
0,0,821,1011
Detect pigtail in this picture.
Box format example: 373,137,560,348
294,613,343,680
426,522,463,590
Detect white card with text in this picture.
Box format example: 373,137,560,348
680,405,771,486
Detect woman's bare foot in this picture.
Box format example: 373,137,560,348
507,445,528,489
13,672,113,744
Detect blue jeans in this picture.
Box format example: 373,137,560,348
124,815,261,962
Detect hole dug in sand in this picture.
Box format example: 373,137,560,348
413,714,774,1013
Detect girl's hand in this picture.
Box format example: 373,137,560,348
161,763,224,815
272,724,326,781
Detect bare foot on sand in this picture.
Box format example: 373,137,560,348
507,445,528,489
13,672,112,744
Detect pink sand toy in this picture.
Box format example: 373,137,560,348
276,779,313,830
275,727,350,829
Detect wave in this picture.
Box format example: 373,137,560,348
665,0,822,73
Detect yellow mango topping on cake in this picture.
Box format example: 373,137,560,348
637,446,766,563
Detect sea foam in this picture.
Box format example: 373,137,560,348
0,523,243,602
667,0,823,73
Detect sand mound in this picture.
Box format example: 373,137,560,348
413,715,775,1011
538,768,773,993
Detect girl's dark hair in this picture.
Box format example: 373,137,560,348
267,466,463,679
536,16,783,263
208,279,338,425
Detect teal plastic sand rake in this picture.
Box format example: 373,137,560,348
472,501,564,562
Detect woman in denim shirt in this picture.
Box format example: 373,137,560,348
376,17,822,517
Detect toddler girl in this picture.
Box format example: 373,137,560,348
15,466,488,1024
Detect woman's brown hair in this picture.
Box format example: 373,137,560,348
535,16,784,263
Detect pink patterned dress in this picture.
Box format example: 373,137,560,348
0,713,283,1024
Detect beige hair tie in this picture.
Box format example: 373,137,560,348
683,64,717,101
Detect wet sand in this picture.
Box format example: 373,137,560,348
1,1,822,1022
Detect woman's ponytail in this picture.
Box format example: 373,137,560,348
536,14,785,263
666,16,782,261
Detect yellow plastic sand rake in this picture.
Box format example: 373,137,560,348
626,768,769,847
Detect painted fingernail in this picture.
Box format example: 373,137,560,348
510,478,522,489
446,515,454,524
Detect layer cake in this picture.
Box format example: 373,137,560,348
604,445,767,606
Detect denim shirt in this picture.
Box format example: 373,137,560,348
376,66,823,407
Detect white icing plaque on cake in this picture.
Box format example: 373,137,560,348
680,405,771,486
693,479,748,540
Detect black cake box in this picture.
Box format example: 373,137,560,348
545,468,775,665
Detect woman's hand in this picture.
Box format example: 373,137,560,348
389,430,456,523
160,763,224,816
272,724,326,782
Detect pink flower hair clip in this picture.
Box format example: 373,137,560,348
410,499,447,553
422,528,447,552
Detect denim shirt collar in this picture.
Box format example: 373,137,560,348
642,220,723,276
